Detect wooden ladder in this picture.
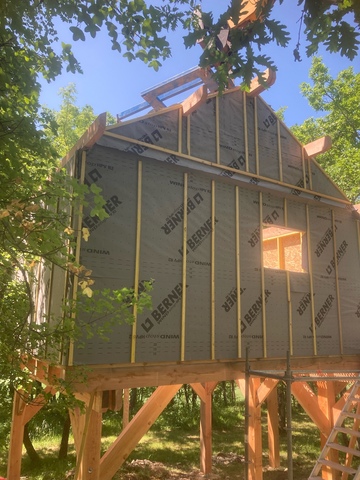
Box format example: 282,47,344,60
309,379,360,480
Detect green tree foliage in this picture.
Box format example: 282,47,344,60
43,83,116,158
186,0,359,87
298,0,360,60
43,84,98,158
291,57,360,203
0,80,149,406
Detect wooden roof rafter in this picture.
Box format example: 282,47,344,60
117,65,220,121
117,65,276,121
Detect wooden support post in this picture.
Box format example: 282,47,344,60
78,409,102,480
123,388,130,428
267,386,280,468
70,407,86,456
7,390,27,480
248,377,263,480
200,382,217,475
317,380,339,480
8,387,55,480
100,384,182,480
74,392,103,480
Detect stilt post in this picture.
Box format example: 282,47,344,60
245,346,250,480
286,351,293,480
200,382,217,475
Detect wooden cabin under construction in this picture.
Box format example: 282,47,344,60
7,66,360,480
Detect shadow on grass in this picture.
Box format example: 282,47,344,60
0,406,322,480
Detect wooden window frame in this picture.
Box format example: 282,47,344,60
262,225,307,273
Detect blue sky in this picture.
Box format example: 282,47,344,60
39,1,358,127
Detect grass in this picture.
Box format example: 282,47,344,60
0,407,322,479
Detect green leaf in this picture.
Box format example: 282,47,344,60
70,26,86,42
90,183,102,195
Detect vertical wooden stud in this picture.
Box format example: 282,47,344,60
235,186,242,357
211,180,216,360
254,96,259,175
302,146,307,190
186,114,191,155
178,108,182,153
259,192,267,358
181,173,188,361
243,91,249,171
131,160,143,363
277,119,283,182
215,96,220,164
307,155,313,190
306,205,317,355
331,210,343,354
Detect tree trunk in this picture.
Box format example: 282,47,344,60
58,411,71,459
23,423,40,463
130,388,138,413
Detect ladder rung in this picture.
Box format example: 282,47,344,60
349,394,360,402
335,426,360,438
327,442,360,457
310,379,360,479
346,411,360,420
318,458,357,475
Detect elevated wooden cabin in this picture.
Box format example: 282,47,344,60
7,68,360,480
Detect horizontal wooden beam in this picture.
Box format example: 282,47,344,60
103,129,351,207
61,355,360,392
248,68,276,97
27,356,360,392
304,135,332,158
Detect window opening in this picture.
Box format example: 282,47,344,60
263,225,307,273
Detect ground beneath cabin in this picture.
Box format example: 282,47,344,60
111,455,310,479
